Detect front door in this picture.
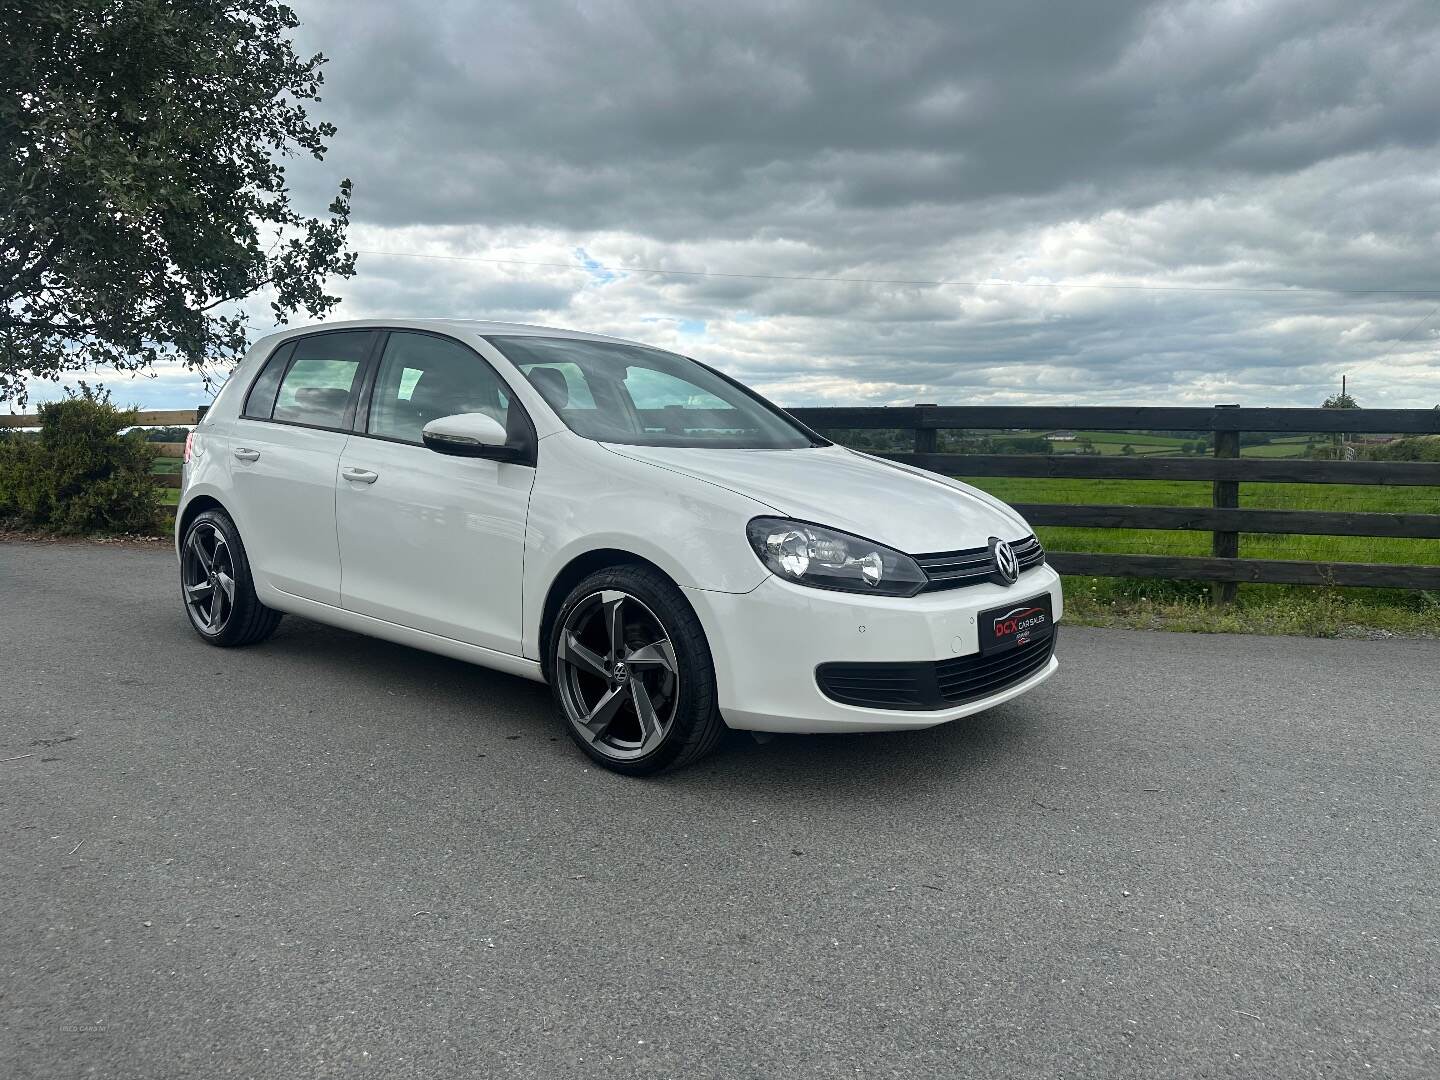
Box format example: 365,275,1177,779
335,330,535,655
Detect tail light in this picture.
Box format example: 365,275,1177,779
183,431,195,463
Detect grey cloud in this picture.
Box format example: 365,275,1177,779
247,0,1440,411
340,265,576,321
297,0,1439,234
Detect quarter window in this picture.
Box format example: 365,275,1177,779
367,332,512,445
269,332,372,429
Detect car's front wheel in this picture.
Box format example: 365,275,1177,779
179,508,282,647
549,565,725,775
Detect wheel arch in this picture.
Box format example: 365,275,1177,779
537,548,683,671
176,493,227,551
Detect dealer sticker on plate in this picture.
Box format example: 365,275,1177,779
979,594,1054,655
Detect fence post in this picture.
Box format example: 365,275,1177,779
913,403,937,456
1211,404,1241,605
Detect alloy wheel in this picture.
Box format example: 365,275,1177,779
182,521,236,635
555,589,680,761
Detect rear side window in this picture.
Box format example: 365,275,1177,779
242,343,292,419
269,332,372,429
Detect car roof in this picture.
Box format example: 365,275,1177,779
255,317,650,350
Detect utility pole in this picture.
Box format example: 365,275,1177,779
1341,375,1348,459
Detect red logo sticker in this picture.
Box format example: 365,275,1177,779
992,605,1046,645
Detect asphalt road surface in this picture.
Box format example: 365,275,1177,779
2,540,1437,1080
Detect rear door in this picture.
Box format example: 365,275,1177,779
230,329,377,606
335,330,536,654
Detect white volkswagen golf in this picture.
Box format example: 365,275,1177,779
178,319,1062,774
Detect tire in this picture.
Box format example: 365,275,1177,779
179,508,282,647
548,564,725,776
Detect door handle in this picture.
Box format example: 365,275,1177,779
233,448,260,462
341,467,379,484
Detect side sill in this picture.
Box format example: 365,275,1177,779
265,588,547,684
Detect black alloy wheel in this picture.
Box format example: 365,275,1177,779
179,509,282,647
556,589,680,761
182,519,236,636
550,565,725,774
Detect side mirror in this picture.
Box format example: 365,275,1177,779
421,413,517,460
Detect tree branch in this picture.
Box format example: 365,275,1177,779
0,236,64,307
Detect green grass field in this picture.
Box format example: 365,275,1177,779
151,458,181,506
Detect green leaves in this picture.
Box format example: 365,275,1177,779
0,384,160,533
0,0,356,404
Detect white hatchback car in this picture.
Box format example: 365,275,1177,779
178,319,1062,774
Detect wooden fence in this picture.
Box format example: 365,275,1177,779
0,408,206,433
6,403,1438,597
788,404,1440,600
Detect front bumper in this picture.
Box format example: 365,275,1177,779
683,565,1063,734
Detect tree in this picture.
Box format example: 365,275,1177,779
1366,436,1440,462
1,0,356,404
1120,443,1135,455
994,436,1049,455
1320,390,1358,459
143,425,192,443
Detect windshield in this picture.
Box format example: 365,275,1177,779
485,336,822,449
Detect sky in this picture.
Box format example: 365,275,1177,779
39,0,1440,410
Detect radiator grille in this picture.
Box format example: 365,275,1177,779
913,535,1045,592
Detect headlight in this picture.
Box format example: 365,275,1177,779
745,517,928,596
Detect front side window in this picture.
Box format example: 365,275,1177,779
367,331,512,445
270,332,371,429
486,336,819,449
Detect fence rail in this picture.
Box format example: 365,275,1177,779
0,408,204,429
881,451,1440,485
790,404,1440,601
791,405,1440,435
1011,503,1440,539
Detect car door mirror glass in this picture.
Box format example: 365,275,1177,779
422,412,510,457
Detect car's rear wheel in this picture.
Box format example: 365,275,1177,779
550,565,725,775
180,508,282,647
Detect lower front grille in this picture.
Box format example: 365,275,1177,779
816,630,1057,711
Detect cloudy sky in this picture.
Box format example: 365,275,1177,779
68,0,1440,408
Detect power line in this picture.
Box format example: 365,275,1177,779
353,248,1440,298
1370,301,1440,363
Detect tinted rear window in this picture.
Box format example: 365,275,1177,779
268,332,372,429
